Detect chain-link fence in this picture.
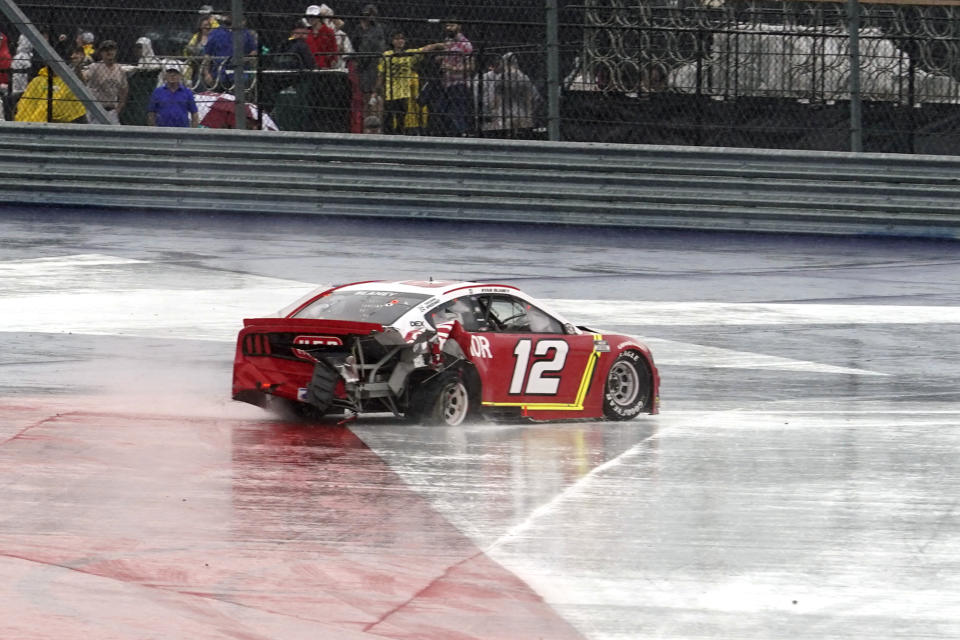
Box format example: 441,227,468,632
3,0,960,153
569,0,960,153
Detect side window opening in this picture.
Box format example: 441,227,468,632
527,305,563,333
484,295,564,334
488,297,529,332
426,296,482,331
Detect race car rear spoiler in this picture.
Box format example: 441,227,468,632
241,317,385,334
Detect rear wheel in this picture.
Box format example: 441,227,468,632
408,371,474,426
603,351,651,421
304,361,338,415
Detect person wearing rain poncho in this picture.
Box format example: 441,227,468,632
134,36,186,88
14,64,87,123
11,34,35,98
480,52,539,137
134,36,163,70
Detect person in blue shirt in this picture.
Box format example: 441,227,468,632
202,14,257,88
147,67,199,127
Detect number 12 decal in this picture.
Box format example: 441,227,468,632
509,339,569,395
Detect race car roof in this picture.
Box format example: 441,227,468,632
335,280,523,297
276,279,528,318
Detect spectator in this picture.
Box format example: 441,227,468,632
184,16,214,58
67,45,88,74
184,15,214,87
351,4,387,124
499,53,539,134
147,66,198,127
479,54,499,132
430,17,473,136
481,52,539,137
304,4,337,69
377,30,442,135
197,4,221,29
276,21,315,70
10,34,34,98
135,36,183,88
202,14,257,89
14,64,87,123
84,39,127,125
320,5,353,71
134,36,163,69
0,31,11,95
76,31,95,63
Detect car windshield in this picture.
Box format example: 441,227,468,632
293,289,430,324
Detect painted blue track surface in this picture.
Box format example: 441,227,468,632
1,207,959,639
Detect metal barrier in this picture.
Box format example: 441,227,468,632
0,121,958,239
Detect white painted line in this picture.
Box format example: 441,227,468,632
485,434,657,555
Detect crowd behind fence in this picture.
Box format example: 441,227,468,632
2,0,960,153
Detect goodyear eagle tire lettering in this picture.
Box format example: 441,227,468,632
603,350,651,420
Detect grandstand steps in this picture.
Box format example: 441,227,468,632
0,123,958,239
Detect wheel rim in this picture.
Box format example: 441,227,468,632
607,360,641,408
440,381,469,426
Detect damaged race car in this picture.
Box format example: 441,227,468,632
232,280,659,425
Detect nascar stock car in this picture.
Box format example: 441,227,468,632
232,280,660,426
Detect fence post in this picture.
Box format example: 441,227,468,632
546,0,561,141
233,0,246,130
847,0,863,152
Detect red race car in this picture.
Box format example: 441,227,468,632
233,280,659,425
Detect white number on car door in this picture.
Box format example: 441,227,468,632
509,339,569,395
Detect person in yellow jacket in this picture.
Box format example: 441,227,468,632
15,64,87,123
377,30,443,135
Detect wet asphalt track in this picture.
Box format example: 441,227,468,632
1,208,959,639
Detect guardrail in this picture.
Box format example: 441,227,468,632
1,121,958,239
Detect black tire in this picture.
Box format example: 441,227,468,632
602,351,652,421
304,361,338,415
408,370,475,426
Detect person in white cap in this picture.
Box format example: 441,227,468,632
147,66,199,127
304,4,338,69
316,4,352,70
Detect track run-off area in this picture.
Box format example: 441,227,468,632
1,209,959,639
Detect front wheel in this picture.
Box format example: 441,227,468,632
603,351,652,421
408,371,474,426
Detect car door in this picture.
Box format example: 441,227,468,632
470,294,599,412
